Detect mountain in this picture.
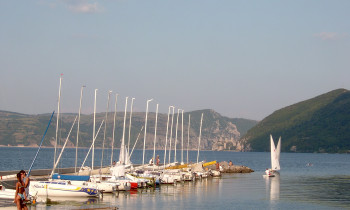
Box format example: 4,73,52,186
0,109,257,151
241,89,350,153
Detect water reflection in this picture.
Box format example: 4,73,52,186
98,178,223,209
264,173,280,201
29,196,100,209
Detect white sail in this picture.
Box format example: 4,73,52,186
124,146,131,165
118,143,131,165
119,140,125,164
270,135,281,171
276,137,281,167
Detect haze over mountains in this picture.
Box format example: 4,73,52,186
1,89,349,153
0,109,257,152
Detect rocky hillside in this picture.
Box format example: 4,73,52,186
241,89,350,153
0,109,257,151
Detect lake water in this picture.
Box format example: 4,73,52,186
1,147,350,209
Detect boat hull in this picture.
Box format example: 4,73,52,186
29,181,99,197
0,188,16,199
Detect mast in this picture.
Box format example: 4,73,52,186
92,89,98,170
168,107,175,164
174,109,180,163
153,104,159,163
120,97,128,164
101,90,112,170
142,99,153,166
53,75,62,169
187,114,191,164
75,85,85,173
181,109,184,164
127,98,135,154
197,113,203,164
110,94,118,166
163,106,173,167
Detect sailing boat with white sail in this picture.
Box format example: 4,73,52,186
264,135,281,177
30,77,100,198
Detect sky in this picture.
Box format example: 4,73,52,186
0,0,349,121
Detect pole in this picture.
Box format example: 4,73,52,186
187,114,191,164
75,85,85,173
54,75,62,169
163,106,173,168
128,98,135,154
110,94,118,166
174,109,180,163
120,97,128,164
142,98,153,165
168,106,175,164
181,109,184,164
101,90,112,169
197,113,203,164
153,104,159,163
92,89,98,170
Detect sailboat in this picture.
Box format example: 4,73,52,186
264,135,281,177
30,77,100,198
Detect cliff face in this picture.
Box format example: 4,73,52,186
204,121,241,151
0,109,257,151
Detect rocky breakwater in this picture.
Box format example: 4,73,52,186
205,161,254,173
221,161,254,173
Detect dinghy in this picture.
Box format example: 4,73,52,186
263,135,281,178
29,181,100,197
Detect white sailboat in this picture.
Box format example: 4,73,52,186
264,135,281,177
30,77,100,198
29,180,100,197
30,117,99,198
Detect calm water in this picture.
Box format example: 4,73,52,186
1,147,350,209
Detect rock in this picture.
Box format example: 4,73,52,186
202,161,254,173
219,161,254,173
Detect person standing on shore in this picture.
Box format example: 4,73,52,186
19,170,30,201
14,172,28,210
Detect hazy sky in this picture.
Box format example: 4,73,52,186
1,0,349,120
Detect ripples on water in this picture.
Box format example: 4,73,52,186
0,148,349,209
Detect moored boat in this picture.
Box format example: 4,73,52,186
29,180,100,197
0,184,16,200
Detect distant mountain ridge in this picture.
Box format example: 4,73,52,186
241,89,350,153
0,109,257,151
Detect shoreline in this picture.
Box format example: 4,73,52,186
0,146,241,152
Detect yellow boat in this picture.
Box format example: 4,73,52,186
203,161,217,167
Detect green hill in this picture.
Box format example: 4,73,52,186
0,109,257,151
242,89,350,153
